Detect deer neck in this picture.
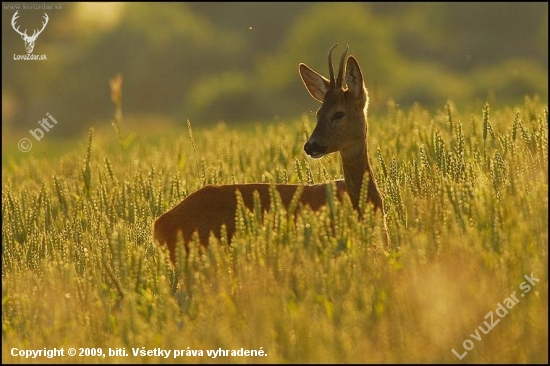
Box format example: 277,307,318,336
340,132,382,211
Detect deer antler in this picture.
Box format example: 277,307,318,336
11,11,28,38
30,13,49,39
327,44,338,86
335,44,349,88
11,11,48,40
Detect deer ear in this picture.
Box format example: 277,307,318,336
345,56,365,98
299,63,330,102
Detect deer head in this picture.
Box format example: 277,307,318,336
11,11,49,54
299,44,369,159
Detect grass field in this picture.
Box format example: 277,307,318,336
2,96,548,363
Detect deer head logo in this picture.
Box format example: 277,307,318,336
11,11,49,54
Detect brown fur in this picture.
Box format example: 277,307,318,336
154,181,346,263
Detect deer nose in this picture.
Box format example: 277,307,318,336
304,140,328,158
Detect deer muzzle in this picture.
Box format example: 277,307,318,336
304,140,328,158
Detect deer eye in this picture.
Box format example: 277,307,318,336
333,111,345,121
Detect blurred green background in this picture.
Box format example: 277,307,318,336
2,2,548,137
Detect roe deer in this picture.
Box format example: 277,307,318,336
154,44,386,263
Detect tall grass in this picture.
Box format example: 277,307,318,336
2,97,548,363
